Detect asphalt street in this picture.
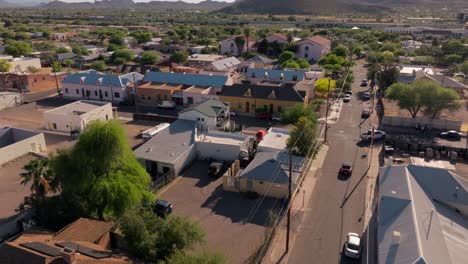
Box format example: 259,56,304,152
287,61,373,264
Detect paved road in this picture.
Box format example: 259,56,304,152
287,61,373,264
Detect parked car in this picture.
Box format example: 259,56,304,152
344,232,362,259
272,115,282,122
362,92,371,100
361,129,386,140
361,108,370,118
343,94,351,102
256,113,272,120
439,130,462,140
339,162,353,176
208,162,223,178
360,80,368,87
157,101,176,109
153,199,173,218
345,90,352,96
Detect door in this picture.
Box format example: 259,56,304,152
99,90,103,100
81,88,85,97
269,104,274,114
246,102,250,113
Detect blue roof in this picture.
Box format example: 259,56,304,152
143,72,228,87
246,68,307,81
62,70,129,88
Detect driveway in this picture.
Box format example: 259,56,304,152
159,161,281,264
286,60,374,264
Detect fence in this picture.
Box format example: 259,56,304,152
382,116,462,131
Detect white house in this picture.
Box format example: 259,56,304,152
265,33,289,45
43,100,114,133
178,98,230,131
183,86,218,105
196,130,253,161
220,36,248,56
258,127,291,152
61,70,135,103
0,127,46,165
296,36,331,62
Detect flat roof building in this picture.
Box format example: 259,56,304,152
0,127,46,165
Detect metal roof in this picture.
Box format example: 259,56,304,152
144,72,228,88
178,98,228,118
220,83,305,102
210,57,241,71
246,68,306,81
133,120,196,165
62,70,130,88
378,165,468,264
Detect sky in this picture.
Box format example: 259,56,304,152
47,0,235,2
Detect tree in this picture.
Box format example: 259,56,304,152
165,251,225,264
297,58,310,69
241,51,256,60
109,34,125,47
332,45,349,58
280,104,317,125
111,49,134,64
140,51,160,65
121,208,205,262
234,36,246,55
131,31,152,44
56,47,70,54
52,62,63,73
386,83,423,118
459,60,468,75
5,41,32,57
63,59,75,69
352,46,363,57
257,39,269,55
282,59,300,69
314,78,336,97
279,51,295,64
20,158,55,199
243,27,253,52
90,60,107,71
0,60,11,73
413,79,460,119
50,120,152,219
72,46,90,57
287,116,318,157
170,51,189,64
26,66,40,74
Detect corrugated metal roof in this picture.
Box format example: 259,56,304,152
210,57,241,71
178,98,228,118
143,72,228,88
62,70,130,88
246,68,306,81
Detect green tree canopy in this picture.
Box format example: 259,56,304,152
50,120,152,219
90,60,107,71
459,60,468,75
121,208,205,262
5,41,32,57
332,44,349,57
279,51,295,64
281,59,300,69
63,59,75,68
140,51,161,65
131,31,152,44
314,78,336,97
51,62,63,73
72,46,90,57
280,104,318,125
0,59,11,73
56,47,70,54
111,49,134,64
297,58,310,69
287,116,318,157
170,51,189,64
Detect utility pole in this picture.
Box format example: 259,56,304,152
368,125,375,170
133,72,138,113
324,78,331,142
286,149,292,253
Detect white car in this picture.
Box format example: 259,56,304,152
361,129,386,140
272,115,282,122
344,232,362,259
343,94,351,102
157,101,176,110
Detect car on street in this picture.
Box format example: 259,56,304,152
344,232,362,259
345,90,352,96
153,199,173,218
157,101,176,110
439,130,462,140
361,129,386,140
360,80,368,87
339,162,353,176
256,113,272,120
272,115,282,122
208,162,223,178
361,108,370,118
343,94,351,102
362,92,371,100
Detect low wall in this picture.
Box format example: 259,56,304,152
382,116,462,131
133,113,178,123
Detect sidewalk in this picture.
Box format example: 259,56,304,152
264,145,329,264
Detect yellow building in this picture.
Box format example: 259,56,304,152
219,82,309,115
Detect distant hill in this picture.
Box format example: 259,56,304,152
219,0,467,14
39,0,231,10
0,0,20,7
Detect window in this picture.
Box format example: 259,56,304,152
94,91,98,96
141,95,145,100
104,91,108,97
197,118,201,121
305,53,308,58
106,114,109,120
75,89,79,94
65,88,69,94
53,123,57,130
114,92,120,98
305,46,309,51
201,118,205,121
187,97,194,104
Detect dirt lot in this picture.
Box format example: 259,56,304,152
0,154,34,220
159,161,281,264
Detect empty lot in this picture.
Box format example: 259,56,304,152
159,161,282,264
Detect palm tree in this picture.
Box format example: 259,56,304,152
20,158,54,198
243,27,252,52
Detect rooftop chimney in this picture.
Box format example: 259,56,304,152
61,247,79,264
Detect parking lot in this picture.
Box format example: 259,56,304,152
159,161,281,264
